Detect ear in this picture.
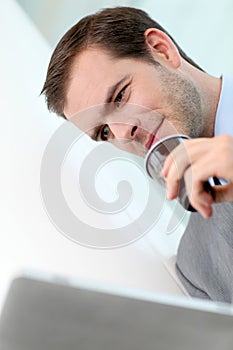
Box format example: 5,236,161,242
144,28,181,69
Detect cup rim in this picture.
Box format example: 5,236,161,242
144,134,189,177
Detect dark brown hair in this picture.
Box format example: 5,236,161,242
41,6,203,118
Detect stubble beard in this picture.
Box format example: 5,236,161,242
156,66,204,138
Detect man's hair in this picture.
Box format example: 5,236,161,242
41,6,203,118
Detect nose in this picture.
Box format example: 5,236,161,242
109,122,138,141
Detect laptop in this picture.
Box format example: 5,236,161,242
1,273,233,350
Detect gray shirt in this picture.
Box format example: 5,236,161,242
176,201,233,303
176,75,233,303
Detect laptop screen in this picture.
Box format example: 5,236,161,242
1,276,233,350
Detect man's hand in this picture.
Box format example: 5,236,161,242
161,134,233,218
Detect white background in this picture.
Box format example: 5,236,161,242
17,0,233,76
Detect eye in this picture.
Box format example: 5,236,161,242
100,124,110,141
114,86,126,107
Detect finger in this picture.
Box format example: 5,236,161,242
162,152,175,178
184,166,213,218
164,144,191,199
165,163,189,200
162,138,217,176
162,142,188,178
162,138,205,180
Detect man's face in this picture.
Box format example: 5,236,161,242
64,48,203,157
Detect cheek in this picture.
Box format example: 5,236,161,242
130,84,163,111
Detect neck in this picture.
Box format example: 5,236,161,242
199,73,222,137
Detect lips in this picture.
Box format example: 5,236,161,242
144,120,163,150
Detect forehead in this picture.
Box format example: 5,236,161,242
64,49,119,118
64,48,143,118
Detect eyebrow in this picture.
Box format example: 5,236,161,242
89,74,131,141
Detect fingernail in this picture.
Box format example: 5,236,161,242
166,190,174,200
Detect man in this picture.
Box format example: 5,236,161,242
41,7,233,302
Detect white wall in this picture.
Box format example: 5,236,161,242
17,0,233,76
135,0,233,76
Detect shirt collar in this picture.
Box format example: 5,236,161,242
214,75,233,137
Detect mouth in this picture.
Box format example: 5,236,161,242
144,120,164,150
